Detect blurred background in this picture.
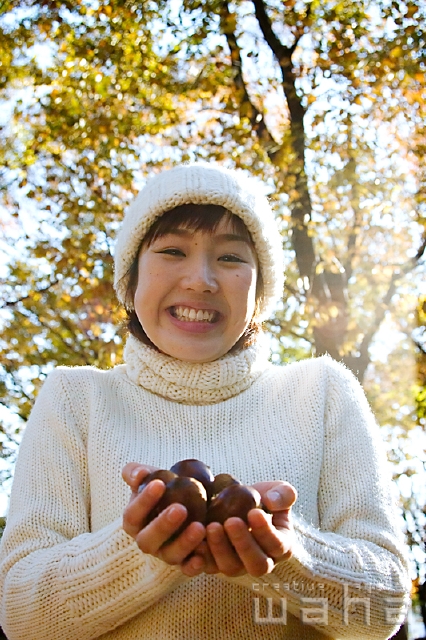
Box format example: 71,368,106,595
0,0,425,637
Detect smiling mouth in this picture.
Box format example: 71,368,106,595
170,306,220,323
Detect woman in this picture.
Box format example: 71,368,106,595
0,163,410,639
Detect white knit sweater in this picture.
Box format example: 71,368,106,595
0,336,410,640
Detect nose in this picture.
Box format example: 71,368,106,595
181,256,219,293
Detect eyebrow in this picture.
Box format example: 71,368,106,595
216,233,251,244
162,228,251,245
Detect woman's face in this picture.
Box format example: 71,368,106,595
133,216,258,363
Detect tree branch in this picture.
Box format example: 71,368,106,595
342,157,363,281
220,1,276,148
251,0,316,283
0,280,59,310
343,238,426,379
251,0,295,63
252,0,305,123
0,400,28,425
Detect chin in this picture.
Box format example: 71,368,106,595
161,342,231,363
171,351,225,364
148,331,239,363
185,354,223,364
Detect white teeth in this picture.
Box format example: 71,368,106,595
173,306,215,322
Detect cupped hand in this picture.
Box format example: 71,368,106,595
182,480,297,579
122,463,206,568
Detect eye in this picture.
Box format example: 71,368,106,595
219,254,246,263
157,248,186,257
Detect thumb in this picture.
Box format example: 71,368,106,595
261,482,297,512
122,463,157,492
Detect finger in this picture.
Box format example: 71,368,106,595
180,552,206,577
157,521,206,566
135,503,188,554
122,462,157,492
186,540,219,575
206,522,245,577
224,517,274,577
254,482,297,512
248,508,293,560
270,509,292,529
123,479,166,538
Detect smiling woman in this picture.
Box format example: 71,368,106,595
133,217,258,363
124,204,261,362
0,163,410,640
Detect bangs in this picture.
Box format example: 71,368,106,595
142,204,253,248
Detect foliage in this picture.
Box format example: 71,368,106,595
414,295,426,424
0,0,425,571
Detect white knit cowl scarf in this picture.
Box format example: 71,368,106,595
124,334,271,405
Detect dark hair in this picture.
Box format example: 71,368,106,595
122,204,264,353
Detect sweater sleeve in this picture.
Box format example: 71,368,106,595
219,357,411,639
0,369,188,640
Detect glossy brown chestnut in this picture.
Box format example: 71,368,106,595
170,458,215,500
137,469,178,494
146,476,208,538
212,473,240,496
206,484,262,525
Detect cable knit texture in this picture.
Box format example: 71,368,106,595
0,343,410,640
124,334,268,404
113,163,284,320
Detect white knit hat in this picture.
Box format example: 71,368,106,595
114,163,284,320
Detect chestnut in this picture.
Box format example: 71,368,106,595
206,484,262,525
137,469,177,494
212,473,240,496
135,459,266,538
145,476,208,538
170,458,215,500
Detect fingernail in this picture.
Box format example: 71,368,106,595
207,523,223,541
130,468,140,480
266,489,285,508
187,524,204,543
167,504,185,522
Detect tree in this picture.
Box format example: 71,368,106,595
1,0,425,591
415,295,426,423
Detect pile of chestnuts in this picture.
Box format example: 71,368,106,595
138,458,265,537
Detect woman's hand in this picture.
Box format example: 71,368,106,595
123,464,296,578
122,463,206,568
182,481,297,579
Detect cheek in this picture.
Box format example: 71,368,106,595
231,270,257,313
133,268,156,316
135,255,158,298
133,285,146,324
133,283,144,307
